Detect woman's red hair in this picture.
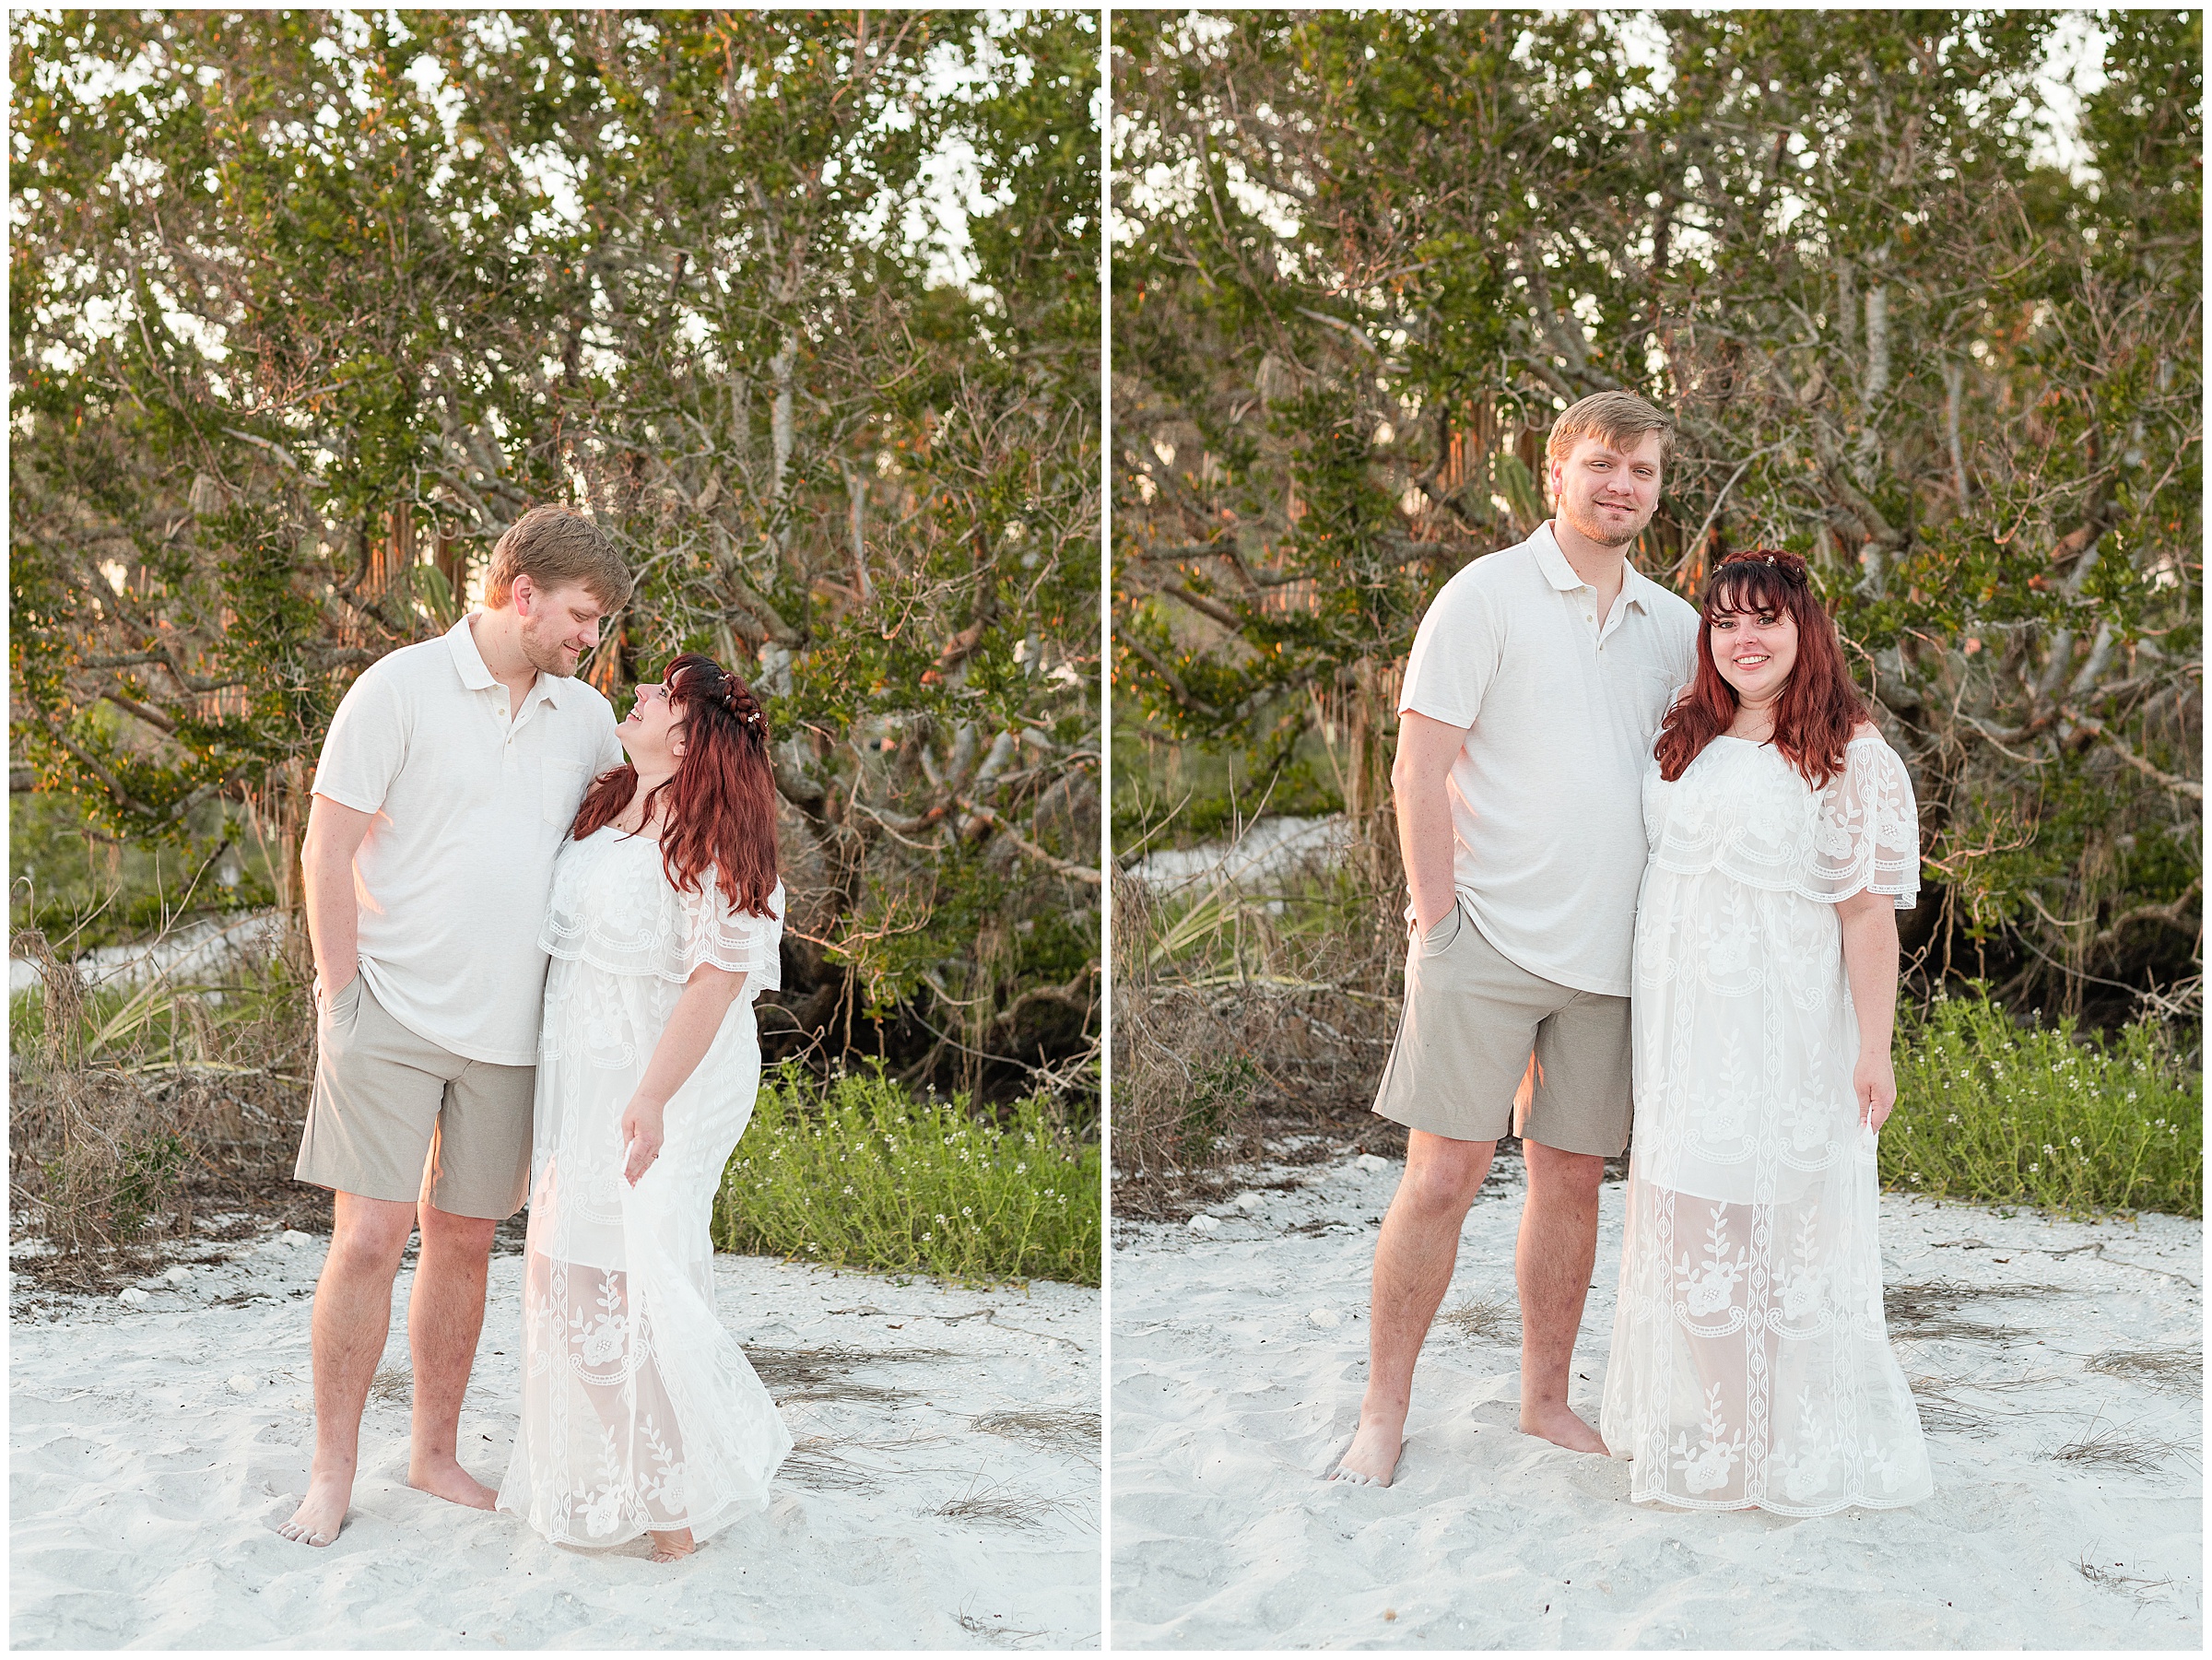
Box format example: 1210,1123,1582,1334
1653,548,1867,787
570,653,781,917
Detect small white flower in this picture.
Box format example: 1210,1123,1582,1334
2029,1162,2040,1173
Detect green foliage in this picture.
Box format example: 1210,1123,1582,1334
1884,986,2201,1218
712,1064,1100,1286
104,1131,191,1239
1112,11,2200,1006
1176,1056,1259,1160
11,790,280,954
13,12,1101,1094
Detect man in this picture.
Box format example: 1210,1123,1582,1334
1333,392,1700,1487
279,506,632,1546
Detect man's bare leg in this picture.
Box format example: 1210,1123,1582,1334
1335,1131,1496,1485
281,1193,417,1546
1517,1137,1607,1453
405,1200,500,1509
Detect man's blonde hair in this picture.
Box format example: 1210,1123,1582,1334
483,505,634,611
1546,390,1676,478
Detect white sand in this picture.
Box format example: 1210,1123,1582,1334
1112,1148,2202,1649
11,1228,1100,1649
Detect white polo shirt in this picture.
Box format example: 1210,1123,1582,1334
1398,523,1699,997
312,614,624,1065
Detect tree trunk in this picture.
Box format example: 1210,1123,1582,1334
1347,656,1403,903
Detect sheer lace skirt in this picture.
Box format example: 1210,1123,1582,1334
496,959,792,1546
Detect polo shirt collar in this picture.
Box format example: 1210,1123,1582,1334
447,613,569,705
1618,561,1663,615
1535,522,1656,613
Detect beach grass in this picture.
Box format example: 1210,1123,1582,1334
1883,986,2202,1219
712,1064,1101,1287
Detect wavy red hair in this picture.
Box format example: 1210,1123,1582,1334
1653,548,1867,787
570,653,781,917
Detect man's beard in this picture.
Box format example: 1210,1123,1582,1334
519,616,582,678
1562,496,1649,549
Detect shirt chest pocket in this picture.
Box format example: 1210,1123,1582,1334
542,757,589,830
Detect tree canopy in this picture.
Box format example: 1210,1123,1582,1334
1112,8,2199,1018
13,8,1102,1098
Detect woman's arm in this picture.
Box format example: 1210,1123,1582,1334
620,963,748,1184
1836,886,1900,1130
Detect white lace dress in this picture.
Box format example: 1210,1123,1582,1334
1600,732,1934,1514
496,826,794,1546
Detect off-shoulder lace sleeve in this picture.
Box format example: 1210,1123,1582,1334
1806,736,1920,909
677,875,783,992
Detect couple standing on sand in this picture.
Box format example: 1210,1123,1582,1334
278,506,793,1560
1335,391,1935,1514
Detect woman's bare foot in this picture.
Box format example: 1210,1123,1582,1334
406,1454,499,1511
278,1470,353,1548
1520,1400,1607,1454
1329,1415,1406,1486
648,1528,697,1563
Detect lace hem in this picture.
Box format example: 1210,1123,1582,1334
537,869,783,989
1646,851,1919,911
540,935,778,986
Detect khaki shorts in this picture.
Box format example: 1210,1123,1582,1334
1371,899,1633,1156
294,972,535,1219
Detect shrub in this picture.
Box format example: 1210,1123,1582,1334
712,1064,1100,1286
1883,986,2202,1219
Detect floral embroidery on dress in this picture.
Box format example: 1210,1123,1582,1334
1675,1205,1749,1321
1672,1383,1748,1495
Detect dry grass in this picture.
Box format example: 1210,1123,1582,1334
971,1407,1100,1454
1112,862,1401,1206
1883,1278,2063,1343
957,1607,1050,1645
746,1344,953,1406
922,1473,1074,1530
10,924,318,1286
367,1366,412,1406
2050,1413,2197,1477
2084,1347,2203,1395
2076,1556,2178,1605
1438,1294,1520,1346
782,1436,885,1492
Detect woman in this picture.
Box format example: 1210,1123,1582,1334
1601,548,1933,1514
498,653,793,1560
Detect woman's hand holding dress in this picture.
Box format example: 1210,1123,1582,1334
1852,1049,1899,1133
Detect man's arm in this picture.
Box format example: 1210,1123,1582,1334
1391,710,1474,936
300,794,375,995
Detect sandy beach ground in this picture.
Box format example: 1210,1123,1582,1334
1112,1145,2201,1649
11,1226,1100,1649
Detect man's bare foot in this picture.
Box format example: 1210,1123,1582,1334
1520,1400,1607,1454
1329,1416,1406,1487
406,1454,498,1511
278,1471,353,1548
648,1527,697,1563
